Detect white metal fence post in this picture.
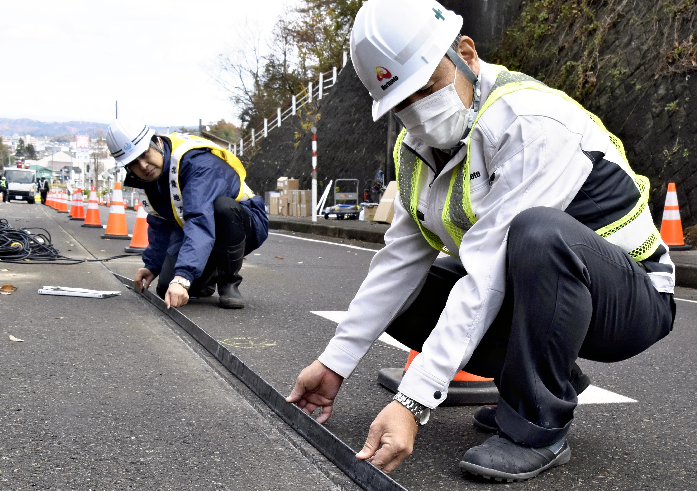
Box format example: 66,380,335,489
343,51,347,67
277,107,281,127
233,143,237,155
311,127,318,223
252,128,255,146
308,81,313,103
264,118,268,137
239,139,243,156
319,72,323,100
333,66,337,85
292,95,296,115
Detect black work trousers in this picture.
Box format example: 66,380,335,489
156,197,257,298
386,207,675,447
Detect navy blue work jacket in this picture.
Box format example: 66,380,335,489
124,137,268,282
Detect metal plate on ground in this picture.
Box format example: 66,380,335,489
112,272,407,491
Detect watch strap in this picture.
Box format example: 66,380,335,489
394,392,430,425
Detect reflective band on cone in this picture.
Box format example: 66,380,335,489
70,189,86,220
82,186,103,228
660,182,692,250
101,183,130,240
125,206,149,254
58,191,69,213
377,349,499,405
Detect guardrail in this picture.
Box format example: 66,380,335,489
234,52,348,156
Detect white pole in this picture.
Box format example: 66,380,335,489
240,139,243,156
277,107,282,127
333,66,337,85
343,51,347,67
308,82,313,103
319,72,323,100
234,143,237,155
292,95,296,115
311,126,317,223
252,128,255,146
264,118,268,138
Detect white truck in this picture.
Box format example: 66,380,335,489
4,168,36,204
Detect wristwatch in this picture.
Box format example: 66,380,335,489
393,392,431,425
169,277,191,290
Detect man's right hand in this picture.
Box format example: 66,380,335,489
286,360,344,424
133,268,155,293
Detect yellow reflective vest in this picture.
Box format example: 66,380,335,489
141,134,255,227
394,65,662,262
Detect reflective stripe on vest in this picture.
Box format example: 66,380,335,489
141,134,255,228
394,65,661,261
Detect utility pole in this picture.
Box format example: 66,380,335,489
115,100,118,119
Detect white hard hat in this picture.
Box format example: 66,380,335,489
106,119,155,167
350,0,463,121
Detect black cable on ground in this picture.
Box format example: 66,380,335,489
0,219,131,265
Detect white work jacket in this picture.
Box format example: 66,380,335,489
317,60,675,409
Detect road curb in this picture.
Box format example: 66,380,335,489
676,263,697,289
268,218,386,244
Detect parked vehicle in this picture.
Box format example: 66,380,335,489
4,168,36,204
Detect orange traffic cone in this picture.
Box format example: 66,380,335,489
70,189,86,220
101,183,130,240
58,191,69,213
82,186,103,228
69,192,78,217
105,194,111,207
134,197,140,211
125,206,149,254
377,349,499,405
46,191,54,208
660,182,692,250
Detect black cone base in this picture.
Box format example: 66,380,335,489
377,367,499,406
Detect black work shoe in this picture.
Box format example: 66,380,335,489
460,434,570,482
473,405,498,433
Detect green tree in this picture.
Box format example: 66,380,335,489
0,136,12,170
15,138,26,157
207,120,240,142
26,143,38,160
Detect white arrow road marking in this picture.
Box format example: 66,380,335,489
311,310,637,405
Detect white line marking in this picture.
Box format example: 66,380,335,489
577,385,636,404
311,310,637,404
269,232,378,252
675,297,697,304
312,311,409,351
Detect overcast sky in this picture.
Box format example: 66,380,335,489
1,0,295,127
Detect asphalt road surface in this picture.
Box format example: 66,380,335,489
2,201,696,490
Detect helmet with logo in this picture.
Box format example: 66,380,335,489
350,0,463,121
106,119,155,167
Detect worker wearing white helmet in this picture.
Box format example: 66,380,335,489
288,0,675,482
106,120,268,309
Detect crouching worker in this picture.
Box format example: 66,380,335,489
106,120,268,309
287,0,675,483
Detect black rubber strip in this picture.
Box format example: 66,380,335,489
112,272,408,491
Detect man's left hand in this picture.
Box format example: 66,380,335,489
164,279,189,309
355,400,418,474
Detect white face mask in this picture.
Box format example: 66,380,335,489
396,69,475,150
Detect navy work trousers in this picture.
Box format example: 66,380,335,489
386,207,675,447
156,197,257,297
